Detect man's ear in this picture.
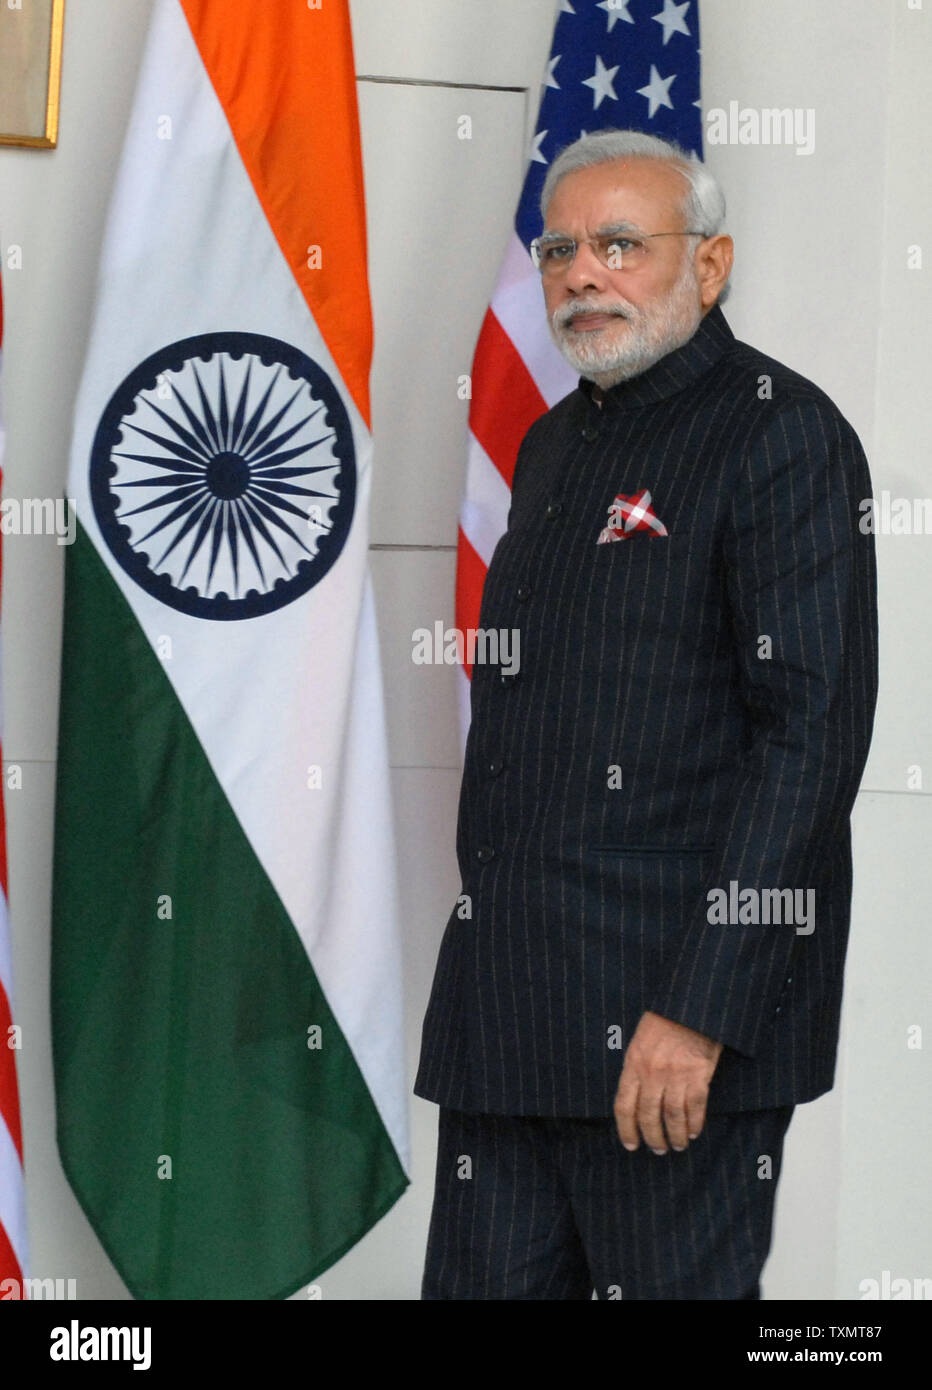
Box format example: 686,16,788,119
697,235,734,309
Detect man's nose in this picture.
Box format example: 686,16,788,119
563,240,609,294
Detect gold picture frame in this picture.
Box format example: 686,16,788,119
0,0,65,149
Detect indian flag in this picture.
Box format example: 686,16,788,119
51,0,408,1300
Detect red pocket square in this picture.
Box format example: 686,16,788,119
596,488,669,544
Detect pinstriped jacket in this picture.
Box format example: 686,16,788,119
414,304,879,1116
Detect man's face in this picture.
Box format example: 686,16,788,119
541,158,705,388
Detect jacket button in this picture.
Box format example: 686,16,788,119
516,584,532,601
581,424,600,442
488,758,505,777
476,845,495,863
546,501,563,519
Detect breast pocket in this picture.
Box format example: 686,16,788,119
576,533,696,667
595,531,693,586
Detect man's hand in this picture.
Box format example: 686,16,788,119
613,1011,723,1154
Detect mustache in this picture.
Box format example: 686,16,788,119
552,299,640,331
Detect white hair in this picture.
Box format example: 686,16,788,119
540,129,727,237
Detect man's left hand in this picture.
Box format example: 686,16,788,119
613,1011,723,1154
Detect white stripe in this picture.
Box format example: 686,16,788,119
0,1112,28,1278
489,233,578,409
308,575,408,1165
460,437,512,569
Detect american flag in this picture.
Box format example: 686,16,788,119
0,271,28,1293
456,0,703,731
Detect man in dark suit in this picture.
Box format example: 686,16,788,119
414,130,878,1299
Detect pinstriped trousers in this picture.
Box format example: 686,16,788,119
421,1106,795,1300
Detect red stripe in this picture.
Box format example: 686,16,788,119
454,528,489,681
458,313,549,686
0,978,23,1161
0,1217,23,1289
468,309,547,488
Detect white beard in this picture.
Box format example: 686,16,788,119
549,254,704,387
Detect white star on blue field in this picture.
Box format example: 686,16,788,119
517,0,702,250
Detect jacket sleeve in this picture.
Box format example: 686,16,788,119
648,394,879,1059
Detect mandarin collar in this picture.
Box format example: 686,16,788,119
578,302,735,411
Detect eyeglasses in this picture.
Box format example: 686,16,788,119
529,229,706,275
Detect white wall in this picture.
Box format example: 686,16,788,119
0,0,927,1300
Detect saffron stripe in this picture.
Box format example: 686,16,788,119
178,0,373,426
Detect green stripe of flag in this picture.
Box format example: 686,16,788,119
52,523,407,1299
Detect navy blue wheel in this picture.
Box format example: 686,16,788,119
89,332,356,620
